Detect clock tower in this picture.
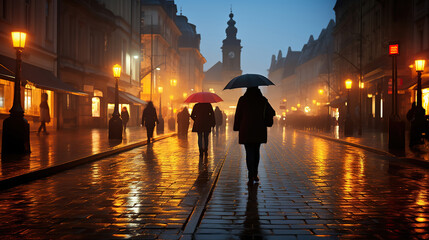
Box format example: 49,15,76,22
222,11,242,74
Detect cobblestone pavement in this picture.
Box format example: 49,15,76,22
0,126,172,181
1,127,429,239
195,126,429,239
0,132,231,239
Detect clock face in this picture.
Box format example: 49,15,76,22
228,51,235,59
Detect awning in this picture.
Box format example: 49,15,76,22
0,55,87,96
108,87,147,105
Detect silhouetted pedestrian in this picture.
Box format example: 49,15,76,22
222,112,227,132
177,107,190,137
234,87,275,184
168,116,176,131
142,101,158,143
191,103,216,156
38,93,50,135
121,106,129,133
214,106,223,135
407,102,425,147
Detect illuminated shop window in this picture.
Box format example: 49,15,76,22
24,87,32,111
92,97,100,117
422,88,429,115
0,84,4,108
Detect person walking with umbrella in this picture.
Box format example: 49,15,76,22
185,92,222,157
226,74,276,184
142,101,158,143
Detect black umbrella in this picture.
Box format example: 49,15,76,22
223,74,275,90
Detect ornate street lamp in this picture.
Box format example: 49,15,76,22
2,31,31,154
344,79,354,136
109,64,123,139
415,60,425,109
409,59,427,147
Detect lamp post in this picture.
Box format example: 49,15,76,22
2,32,31,154
358,82,364,135
386,43,405,149
157,86,164,134
344,79,354,136
415,60,425,110
109,64,123,139
412,59,426,146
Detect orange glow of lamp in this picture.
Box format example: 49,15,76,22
12,32,27,49
345,79,352,90
112,64,121,78
415,60,425,72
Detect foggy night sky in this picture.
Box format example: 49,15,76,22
175,0,336,77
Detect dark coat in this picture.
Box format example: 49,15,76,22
214,107,223,126
233,88,275,144
39,101,50,123
142,104,158,128
191,103,216,132
177,108,190,134
121,109,129,124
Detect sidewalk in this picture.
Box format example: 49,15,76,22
0,126,176,188
298,125,429,167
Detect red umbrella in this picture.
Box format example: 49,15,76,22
184,92,223,103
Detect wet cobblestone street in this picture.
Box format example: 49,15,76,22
1,127,429,239
0,133,230,239
196,127,429,239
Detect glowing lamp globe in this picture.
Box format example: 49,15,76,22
112,64,121,78
415,60,425,72
11,32,27,49
345,79,352,90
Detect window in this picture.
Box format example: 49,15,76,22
0,84,4,108
92,97,100,117
0,0,8,20
66,94,71,109
24,88,32,112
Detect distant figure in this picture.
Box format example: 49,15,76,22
407,102,425,147
142,101,159,143
121,106,129,133
214,106,223,135
234,87,275,184
191,103,216,156
38,93,50,135
177,107,190,137
168,116,176,131
222,112,227,132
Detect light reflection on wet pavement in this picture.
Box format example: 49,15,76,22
0,127,166,180
196,127,429,239
1,126,429,239
0,132,231,239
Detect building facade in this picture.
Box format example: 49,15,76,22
59,0,143,129
141,0,205,119
268,20,335,119
0,0,77,132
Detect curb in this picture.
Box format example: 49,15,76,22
181,144,230,237
298,130,429,168
0,132,177,190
